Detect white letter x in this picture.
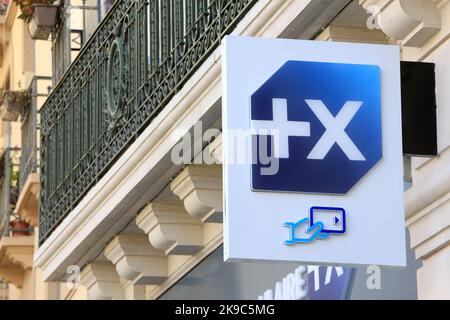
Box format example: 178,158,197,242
305,100,366,161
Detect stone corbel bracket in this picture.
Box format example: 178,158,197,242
80,262,125,300
136,200,203,256
5,246,33,270
170,165,223,223
360,0,441,47
0,236,34,288
104,234,167,285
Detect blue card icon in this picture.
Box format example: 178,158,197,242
309,207,346,234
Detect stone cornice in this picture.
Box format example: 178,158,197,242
316,25,389,43
360,0,441,46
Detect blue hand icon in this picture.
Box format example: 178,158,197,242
284,218,330,245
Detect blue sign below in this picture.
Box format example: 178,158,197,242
308,266,354,300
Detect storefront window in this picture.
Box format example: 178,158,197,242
160,231,421,300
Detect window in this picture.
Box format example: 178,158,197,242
51,0,99,84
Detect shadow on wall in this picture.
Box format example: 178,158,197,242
349,229,421,300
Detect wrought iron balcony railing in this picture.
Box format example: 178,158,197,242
39,0,257,244
19,82,38,193
19,76,51,194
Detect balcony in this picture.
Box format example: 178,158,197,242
0,148,34,289
15,76,51,226
39,0,257,244
0,148,34,237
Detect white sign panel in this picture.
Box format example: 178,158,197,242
222,36,406,267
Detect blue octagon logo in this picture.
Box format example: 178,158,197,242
250,60,382,195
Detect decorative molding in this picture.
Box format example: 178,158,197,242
80,262,125,300
359,0,441,47
277,0,352,40
14,173,39,226
104,234,167,285
0,236,34,288
316,25,389,43
405,149,450,263
104,27,128,132
136,201,203,255
404,147,450,219
171,165,223,223
406,189,450,260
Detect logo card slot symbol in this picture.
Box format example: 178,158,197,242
309,207,346,234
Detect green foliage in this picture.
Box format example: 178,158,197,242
10,169,19,188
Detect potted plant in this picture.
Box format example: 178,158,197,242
14,0,59,40
0,89,30,121
10,219,30,236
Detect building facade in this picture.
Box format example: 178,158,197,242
0,0,54,299
0,0,448,300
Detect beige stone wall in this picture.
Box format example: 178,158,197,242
0,3,53,301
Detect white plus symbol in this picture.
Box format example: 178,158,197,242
251,98,311,159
